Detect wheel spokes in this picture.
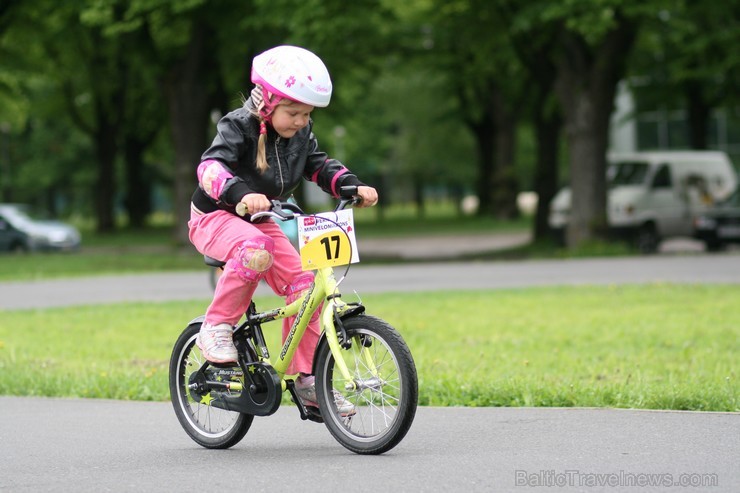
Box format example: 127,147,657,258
332,332,402,437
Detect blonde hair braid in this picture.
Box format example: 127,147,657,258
246,86,270,174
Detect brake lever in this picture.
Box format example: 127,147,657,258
270,200,294,220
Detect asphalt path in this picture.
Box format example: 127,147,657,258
1,397,737,493
2,250,740,310
1,248,739,492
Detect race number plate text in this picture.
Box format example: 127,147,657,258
297,209,359,270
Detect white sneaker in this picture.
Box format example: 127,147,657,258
295,375,356,417
196,322,237,363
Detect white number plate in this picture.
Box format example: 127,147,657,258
297,209,359,270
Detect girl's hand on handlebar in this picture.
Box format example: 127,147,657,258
355,186,378,208
238,193,271,215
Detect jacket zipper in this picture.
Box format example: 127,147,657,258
275,137,285,197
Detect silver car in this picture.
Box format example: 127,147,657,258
0,204,81,252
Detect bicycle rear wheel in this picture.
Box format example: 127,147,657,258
169,322,253,449
314,315,418,455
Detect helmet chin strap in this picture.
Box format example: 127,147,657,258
251,85,284,124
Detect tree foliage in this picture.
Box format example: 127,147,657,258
0,0,737,250
629,1,740,149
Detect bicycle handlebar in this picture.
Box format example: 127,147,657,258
246,202,302,222
237,185,360,221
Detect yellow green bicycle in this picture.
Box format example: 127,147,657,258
169,187,418,455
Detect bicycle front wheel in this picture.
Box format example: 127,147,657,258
314,315,418,455
169,322,253,449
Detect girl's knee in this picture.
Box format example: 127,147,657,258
285,273,320,323
227,236,275,283
285,272,315,300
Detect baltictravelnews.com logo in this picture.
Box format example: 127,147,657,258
514,469,718,489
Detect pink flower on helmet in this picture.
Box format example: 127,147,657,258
285,76,296,88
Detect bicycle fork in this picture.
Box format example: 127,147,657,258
314,267,382,390
322,298,383,392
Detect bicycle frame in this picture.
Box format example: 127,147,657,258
193,265,365,418
238,262,369,392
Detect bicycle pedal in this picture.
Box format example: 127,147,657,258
304,405,324,423
208,361,239,369
286,379,324,423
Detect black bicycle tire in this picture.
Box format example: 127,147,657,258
314,314,418,455
169,322,253,449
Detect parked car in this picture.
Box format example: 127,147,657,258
0,204,81,252
549,151,737,252
693,188,740,251
0,215,29,253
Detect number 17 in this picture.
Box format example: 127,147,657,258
320,235,341,259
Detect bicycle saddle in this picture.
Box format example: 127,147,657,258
204,255,226,268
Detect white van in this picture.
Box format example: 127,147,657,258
548,151,738,252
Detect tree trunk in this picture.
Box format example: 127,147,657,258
123,136,151,228
561,96,609,247
92,113,118,233
166,22,212,245
470,114,496,217
685,80,710,149
413,173,425,218
86,27,125,234
504,24,562,242
120,20,162,229
492,104,519,220
458,76,499,218
0,124,11,203
532,97,562,241
554,14,637,248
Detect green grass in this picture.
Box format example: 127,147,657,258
1,284,737,411
0,207,532,281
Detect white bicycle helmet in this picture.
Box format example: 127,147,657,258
251,45,332,108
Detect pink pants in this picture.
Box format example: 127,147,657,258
188,209,319,375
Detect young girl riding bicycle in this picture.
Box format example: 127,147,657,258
187,45,378,413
